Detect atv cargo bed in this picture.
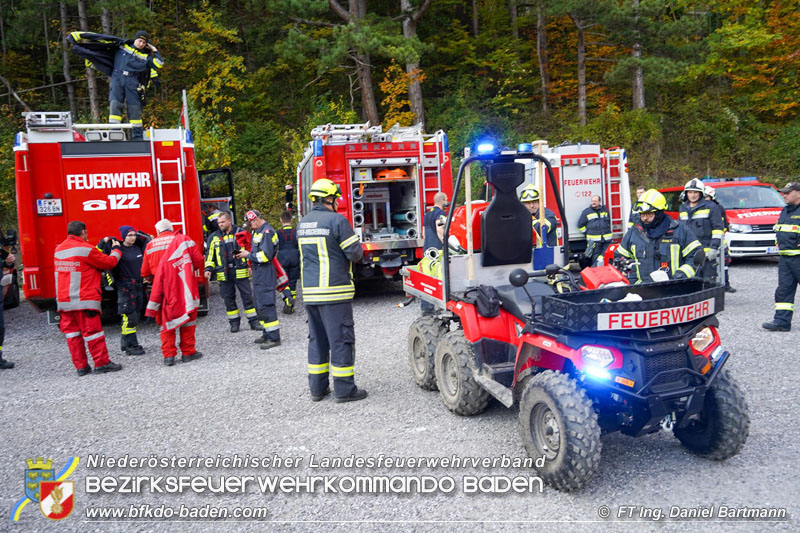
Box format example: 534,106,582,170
540,279,724,332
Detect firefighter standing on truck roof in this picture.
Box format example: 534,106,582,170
55,221,124,376
205,211,261,333
577,195,613,266
520,185,557,247
143,219,205,366
0,250,15,369
680,179,724,282
705,186,736,293
762,182,800,332
616,190,702,284
67,30,164,141
104,225,148,356
299,178,367,403
277,210,300,315
235,210,281,350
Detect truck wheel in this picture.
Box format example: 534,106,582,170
674,369,749,460
519,370,601,491
408,316,447,390
434,331,490,416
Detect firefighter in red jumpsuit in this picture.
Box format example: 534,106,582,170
142,219,205,365
54,221,124,375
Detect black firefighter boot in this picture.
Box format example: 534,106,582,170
125,333,145,355
0,327,11,369
230,319,241,333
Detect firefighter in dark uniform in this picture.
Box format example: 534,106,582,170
577,195,613,266
236,210,281,349
705,186,736,293
0,249,15,369
520,185,557,247
106,225,148,355
202,205,223,242
616,189,702,284
679,179,724,282
205,212,260,333
277,210,300,314
299,179,367,403
763,182,800,332
68,30,164,141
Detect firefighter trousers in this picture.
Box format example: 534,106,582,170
219,276,258,326
585,240,610,267
60,310,111,370
160,312,197,358
772,256,800,327
252,264,280,342
307,302,357,398
109,75,143,140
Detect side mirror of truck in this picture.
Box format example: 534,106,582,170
509,268,529,288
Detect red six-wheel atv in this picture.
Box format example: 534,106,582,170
402,147,749,491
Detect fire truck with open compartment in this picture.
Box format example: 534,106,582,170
13,111,227,320
296,122,454,278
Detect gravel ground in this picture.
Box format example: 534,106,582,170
1,258,798,532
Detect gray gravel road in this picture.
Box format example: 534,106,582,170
1,258,798,532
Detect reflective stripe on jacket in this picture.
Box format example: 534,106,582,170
774,203,800,256
205,226,250,281
616,218,702,283
298,205,364,304
55,235,121,311
679,199,724,250
577,205,612,241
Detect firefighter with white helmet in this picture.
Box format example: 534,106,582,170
299,178,367,403
616,189,702,284
704,185,736,292
520,185,557,247
680,178,724,282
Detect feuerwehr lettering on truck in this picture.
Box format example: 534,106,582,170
65,171,152,212
597,298,715,330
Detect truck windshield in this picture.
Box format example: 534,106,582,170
715,185,784,210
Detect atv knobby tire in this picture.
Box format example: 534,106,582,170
434,331,490,416
519,370,601,491
408,316,447,390
673,369,749,460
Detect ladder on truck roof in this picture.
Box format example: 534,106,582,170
310,122,383,144
150,129,187,234
603,149,625,237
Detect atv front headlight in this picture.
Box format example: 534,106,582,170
581,346,614,368
690,327,715,353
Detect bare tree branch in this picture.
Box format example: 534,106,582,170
0,73,31,111
329,0,353,22
287,15,337,28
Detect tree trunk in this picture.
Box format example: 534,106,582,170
573,17,587,126
401,0,432,128
43,12,57,105
355,50,379,125
472,0,479,37
101,7,111,34
60,2,78,119
631,0,645,109
536,1,550,115
509,0,518,40
1,6,6,59
78,0,100,122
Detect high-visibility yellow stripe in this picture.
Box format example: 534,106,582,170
678,264,696,278
308,363,330,374
340,235,359,250
779,250,800,256
109,114,122,120
775,303,795,311
331,365,354,377
130,119,143,125
775,224,800,233
670,244,681,276
683,240,701,257
153,57,164,68
244,308,257,317
712,230,724,237
226,310,239,317
256,251,268,263
617,246,631,258
299,237,329,288
303,291,355,303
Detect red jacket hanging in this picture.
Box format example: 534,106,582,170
145,233,204,330
55,235,121,312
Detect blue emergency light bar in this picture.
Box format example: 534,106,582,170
703,177,759,183
476,143,495,154
517,143,533,153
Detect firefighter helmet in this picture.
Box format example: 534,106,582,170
634,189,667,213
520,184,540,202
704,185,716,199
684,178,705,193
308,179,342,200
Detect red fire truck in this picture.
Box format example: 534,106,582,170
296,123,454,278
13,111,221,320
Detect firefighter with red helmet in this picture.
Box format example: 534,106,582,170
616,190,702,284
235,210,281,350
299,179,367,403
204,211,260,333
54,221,124,375
680,179,724,282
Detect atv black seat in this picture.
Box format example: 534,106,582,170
481,162,533,266
495,280,554,322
